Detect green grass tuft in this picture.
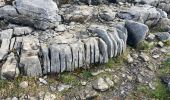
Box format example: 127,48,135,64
137,80,170,100
60,73,78,85
80,70,93,80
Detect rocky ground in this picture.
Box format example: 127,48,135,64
0,0,170,100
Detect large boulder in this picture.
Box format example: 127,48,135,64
125,20,149,46
0,0,61,30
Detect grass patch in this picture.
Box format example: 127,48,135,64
136,41,155,50
59,73,78,85
150,27,165,33
105,52,127,68
160,57,170,75
0,76,49,98
164,40,170,46
80,70,93,80
137,80,170,100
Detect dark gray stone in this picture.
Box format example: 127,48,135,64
125,20,149,46
155,32,170,42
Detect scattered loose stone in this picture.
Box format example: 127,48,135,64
149,83,156,90
19,81,28,89
147,34,155,41
127,54,133,63
160,48,167,53
139,53,150,62
49,86,57,92
84,90,98,99
131,53,138,59
105,77,114,87
91,70,104,76
147,65,155,71
81,81,87,86
157,41,164,47
92,77,109,92
11,97,18,100
127,75,133,81
57,84,71,92
44,92,56,100
152,54,160,59
39,78,48,85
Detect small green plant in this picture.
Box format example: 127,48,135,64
137,80,170,100
80,70,93,80
160,57,170,75
60,73,77,85
164,40,170,46
136,41,155,50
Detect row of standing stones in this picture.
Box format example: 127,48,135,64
0,0,170,79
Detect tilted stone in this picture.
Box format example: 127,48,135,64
69,41,85,70
40,44,50,75
83,37,100,65
88,25,114,58
1,52,19,79
0,29,13,61
98,38,108,63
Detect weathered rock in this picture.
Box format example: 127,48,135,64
146,34,155,41
161,75,170,90
157,41,164,47
57,84,72,92
44,92,56,100
99,8,116,21
13,27,33,36
92,77,114,92
88,24,114,58
125,20,149,46
60,5,93,23
19,36,42,76
118,5,164,26
92,77,109,91
19,81,28,89
39,78,48,85
139,53,150,62
1,53,19,79
0,0,61,30
155,32,170,42
127,54,133,63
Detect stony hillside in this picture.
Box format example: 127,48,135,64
0,0,170,99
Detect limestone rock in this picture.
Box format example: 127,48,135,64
155,32,170,42
0,0,61,30
1,53,19,80
13,27,33,36
125,20,149,46
60,5,93,23
19,36,42,76
92,77,109,91
19,81,28,89
118,5,164,26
